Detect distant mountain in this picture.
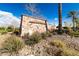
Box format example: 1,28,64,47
0,10,20,27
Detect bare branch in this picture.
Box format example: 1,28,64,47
25,3,46,20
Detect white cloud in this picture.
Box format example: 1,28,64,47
52,18,58,26
54,18,58,21
0,10,20,27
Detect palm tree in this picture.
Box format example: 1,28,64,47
58,3,62,34
67,11,79,31
75,18,79,30
64,21,67,27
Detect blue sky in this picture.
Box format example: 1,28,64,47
0,3,79,26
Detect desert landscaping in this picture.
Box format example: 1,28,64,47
0,3,79,56
0,31,79,56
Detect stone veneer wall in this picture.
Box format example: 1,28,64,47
20,15,48,36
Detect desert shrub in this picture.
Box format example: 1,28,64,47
0,27,8,34
50,39,66,48
61,48,79,56
49,30,53,33
41,32,47,39
50,29,58,35
0,30,8,34
69,31,79,37
63,27,68,30
41,31,52,39
2,35,25,55
49,39,79,56
6,26,13,32
46,31,52,37
53,32,57,35
0,27,5,30
25,32,42,45
66,27,73,34
13,28,20,35
45,46,62,56
22,33,29,39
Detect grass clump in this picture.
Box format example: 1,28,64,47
50,39,66,48
0,27,8,34
0,30,8,34
1,35,25,55
61,48,79,56
6,26,13,32
46,31,52,37
25,31,52,46
49,39,79,56
13,28,20,35
41,32,47,39
41,31,52,39
25,32,42,46
69,31,79,37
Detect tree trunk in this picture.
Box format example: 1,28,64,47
19,15,23,36
73,16,75,31
45,20,48,31
58,3,62,34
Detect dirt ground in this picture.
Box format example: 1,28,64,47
0,34,79,56
18,34,79,56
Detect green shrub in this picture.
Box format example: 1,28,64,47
7,26,13,32
49,39,79,56
0,30,8,34
0,27,8,34
25,32,42,45
0,27,5,30
2,35,25,55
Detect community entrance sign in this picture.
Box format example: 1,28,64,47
19,15,48,36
